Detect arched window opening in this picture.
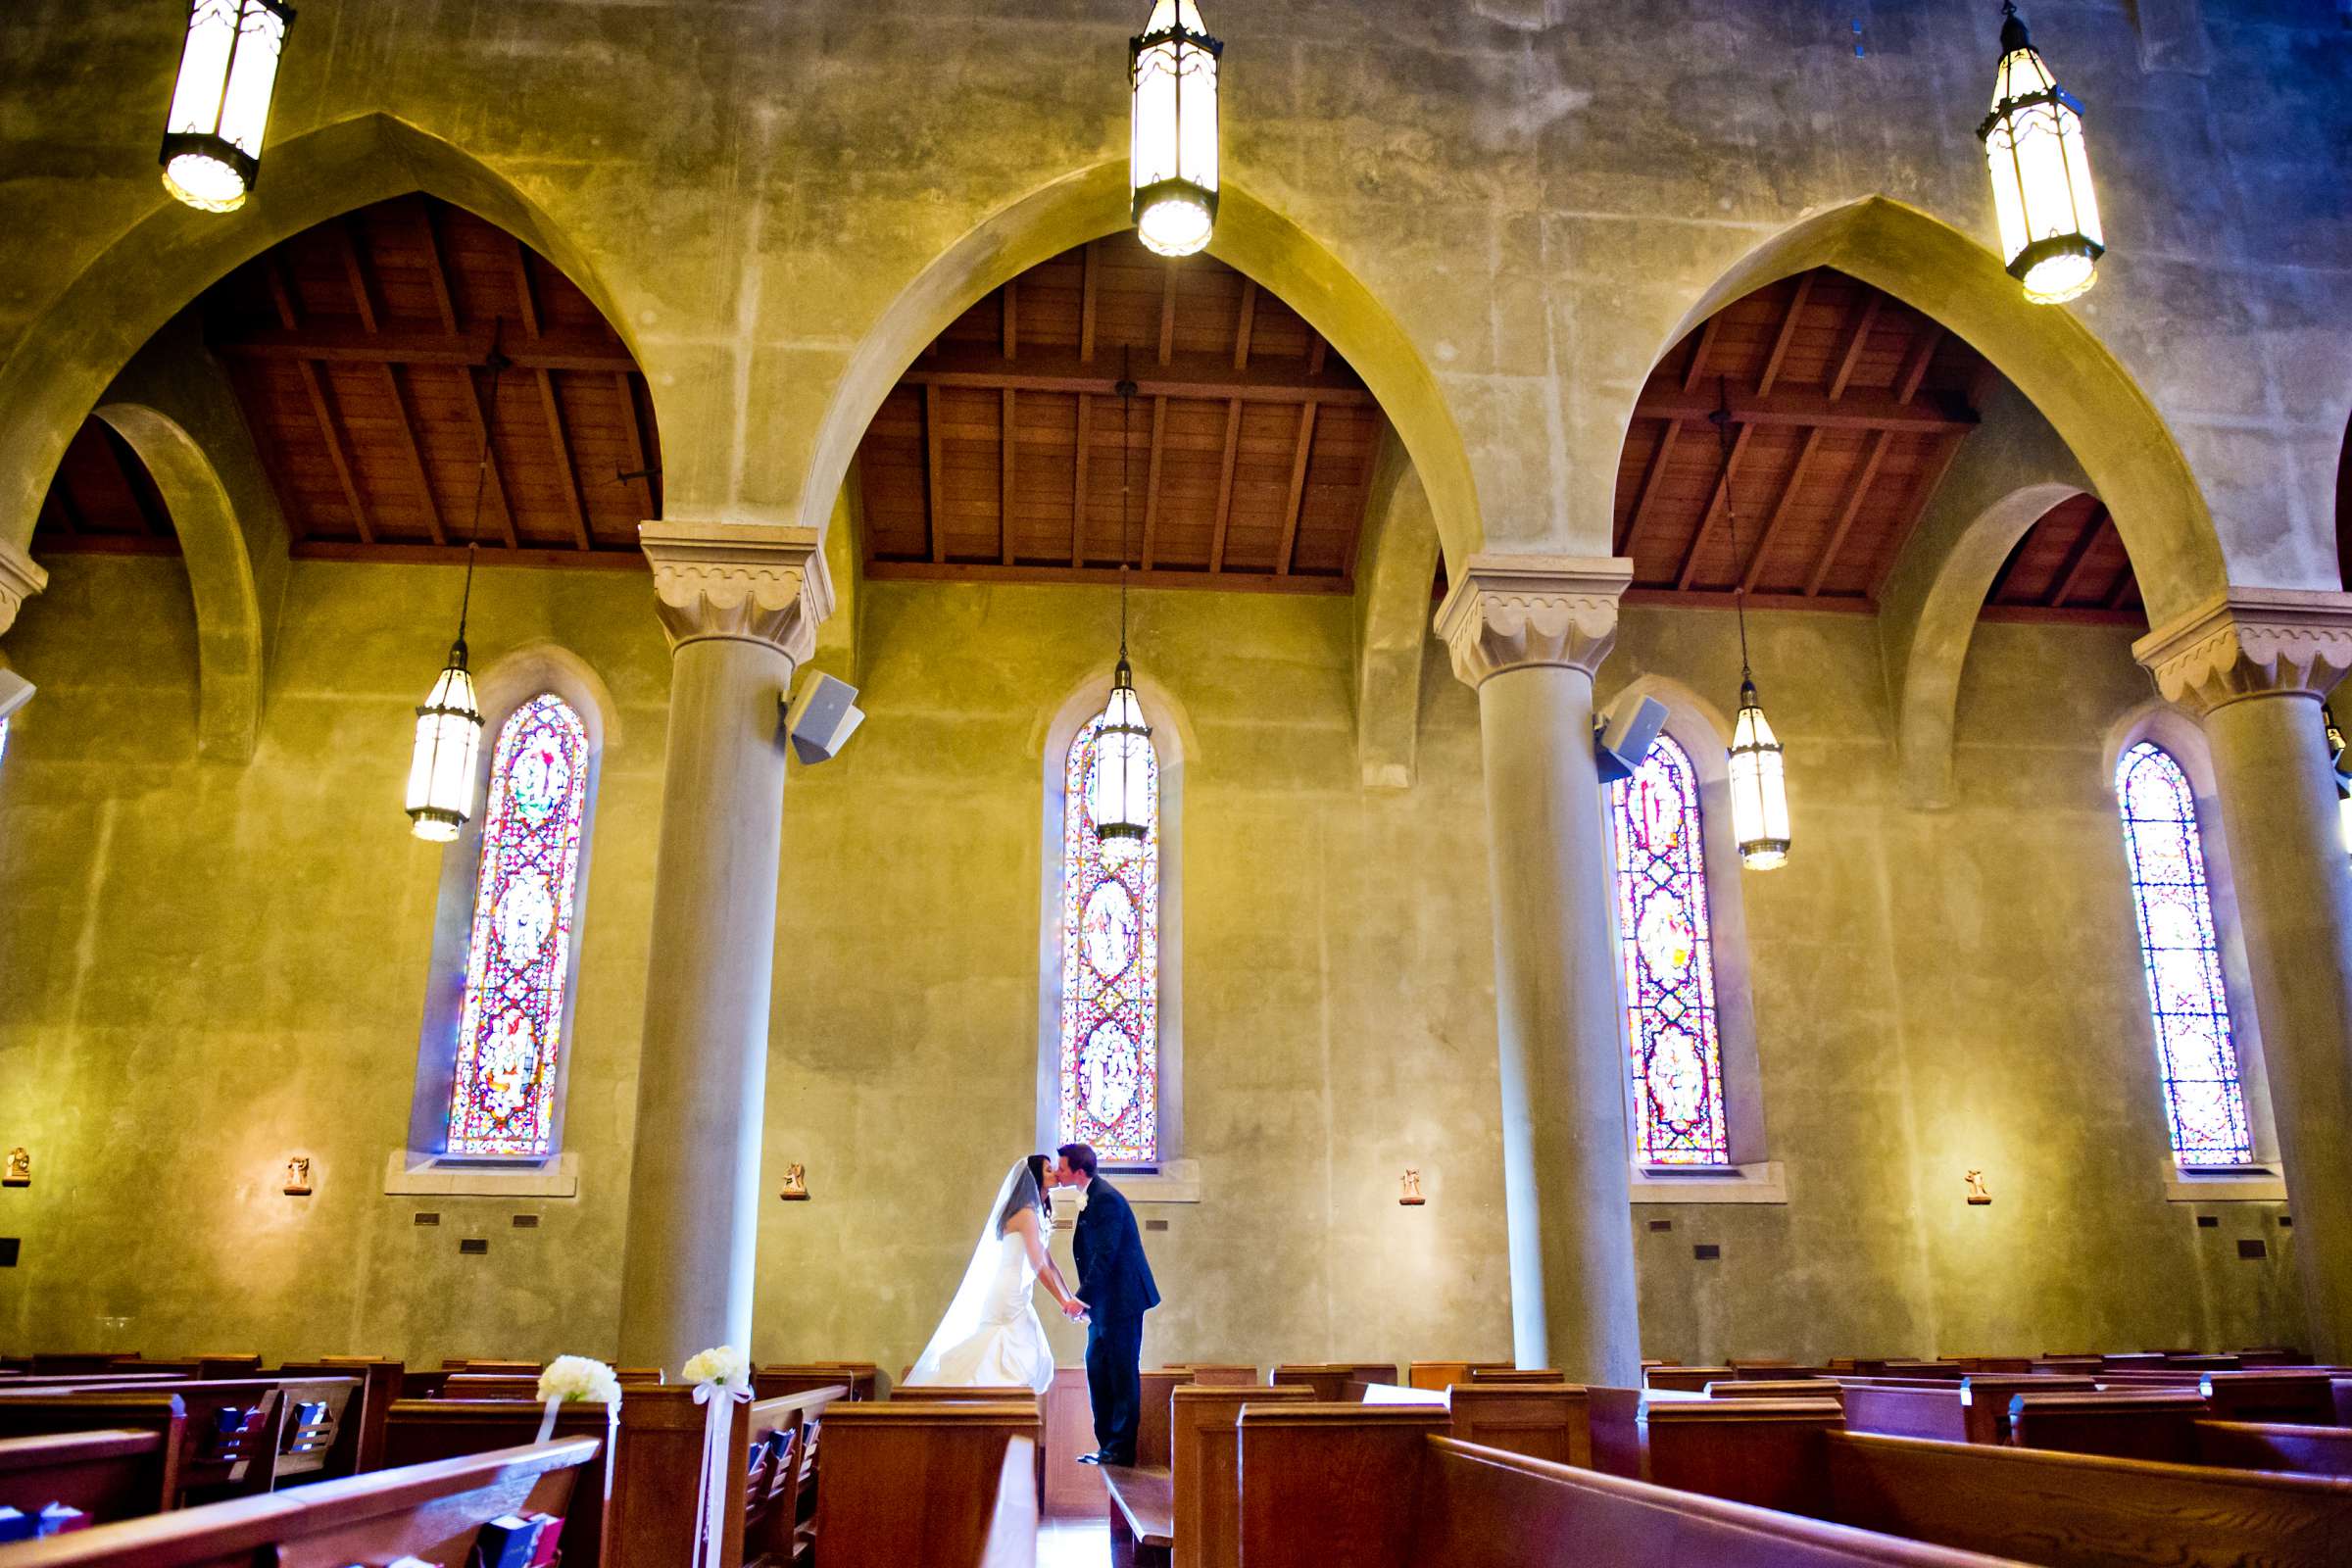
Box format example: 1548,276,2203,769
448,693,590,1159
2116,741,2253,1165
1611,733,1731,1166
1055,697,1160,1165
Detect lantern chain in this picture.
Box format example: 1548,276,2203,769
451,324,511,661
1710,376,1753,686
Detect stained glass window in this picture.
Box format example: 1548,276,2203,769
447,694,589,1159
2116,741,2253,1165
1055,702,1160,1164
1610,734,1731,1165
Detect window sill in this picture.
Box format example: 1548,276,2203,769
1628,1160,1787,1205
382,1150,579,1198
2163,1161,2285,1203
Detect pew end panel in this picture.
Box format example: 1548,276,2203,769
1168,1383,1312,1568
1445,1385,1591,1469
1235,1403,1450,1568
809,1401,1042,1568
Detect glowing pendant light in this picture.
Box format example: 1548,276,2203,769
159,0,296,214
1709,384,1790,870
1129,0,1222,258
1092,363,1156,861
1978,1,2104,305
405,346,508,841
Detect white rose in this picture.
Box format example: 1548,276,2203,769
537,1354,622,1406
683,1345,751,1390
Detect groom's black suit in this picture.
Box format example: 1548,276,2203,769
1072,1176,1159,1465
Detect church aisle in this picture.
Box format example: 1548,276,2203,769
1035,1518,1111,1568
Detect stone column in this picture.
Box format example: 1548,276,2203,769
0,536,48,638
617,520,833,1371
1437,555,1642,1384
2136,589,2352,1361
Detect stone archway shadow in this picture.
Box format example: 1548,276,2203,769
0,113,648,563
799,160,1485,581
1641,196,2227,629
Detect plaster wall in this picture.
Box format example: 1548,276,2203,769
0,559,2305,1365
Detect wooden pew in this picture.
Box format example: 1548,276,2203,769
0,1389,277,1505
0,1431,171,1526
1405,1361,1510,1392
1465,1368,1566,1387
2006,1390,2209,1463
1162,1364,1254,1388
381,1398,611,1568
1825,1429,2352,1568
443,1358,540,1375
1269,1364,1368,1401
1642,1364,1735,1392
2198,1370,2339,1424
1169,1385,1312,1568
604,1383,846,1568
1446,1385,1590,1467
273,1361,396,1476
1842,1376,2096,1446
886,1385,1047,1505
0,1437,600,1568
809,1401,1039,1568
1706,1379,1843,1404
755,1363,881,1402
1233,1405,2026,1568
2194,1420,2352,1478
1589,1393,1843,1515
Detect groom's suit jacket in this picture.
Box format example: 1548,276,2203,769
1072,1177,1160,1323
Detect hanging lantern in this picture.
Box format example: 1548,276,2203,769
1089,657,1155,863
1130,0,1222,258
1978,1,2103,305
1729,677,1790,870
159,0,296,214
405,640,482,842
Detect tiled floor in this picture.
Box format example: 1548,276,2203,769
1035,1518,1111,1568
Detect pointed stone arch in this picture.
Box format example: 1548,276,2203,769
802,160,1485,581
1640,196,2225,626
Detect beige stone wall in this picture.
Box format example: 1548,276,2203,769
0,556,2305,1365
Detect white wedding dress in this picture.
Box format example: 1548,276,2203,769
906,1161,1056,1395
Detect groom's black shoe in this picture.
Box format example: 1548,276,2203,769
1076,1451,1106,1466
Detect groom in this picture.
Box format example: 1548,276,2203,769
1054,1142,1159,1467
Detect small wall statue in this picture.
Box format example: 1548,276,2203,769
780,1162,810,1201
1398,1167,1426,1206
283,1155,313,1197
1964,1169,1991,1205
3,1147,26,1187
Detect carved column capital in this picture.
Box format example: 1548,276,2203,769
0,537,49,639
2132,587,2352,713
1435,554,1635,687
640,519,835,662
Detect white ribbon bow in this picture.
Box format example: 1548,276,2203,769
687,1350,756,1568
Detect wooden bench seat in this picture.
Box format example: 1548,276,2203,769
0,1431,171,1527
1100,1462,1173,1566
0,1437,599,1568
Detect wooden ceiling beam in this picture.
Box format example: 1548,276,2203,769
1232,279,1257,370
1896,322,1944,403
1740,426,1823,594
215,325,634,374
1804,430,1890,596
417,199,460,333
1276,402,1318,576
1828,294,1882,400
924,382,946,564
1071,391,1090,566
1984,536,2028,607
1001,387,1018,566
1635,383,1976,435
2105,558,2142,611
900,344,1370,406
1209,397,1241,574
865,558,1349,596
298,362,374,545
458,364,518,550
1681,316,1723,393
1756,273,1815,396
2046,505,2111,608
537,368,593,550
614,372,657,520
1140,395,1167,568
336,219,380,333
1307,331,1328,375
509,236,541,338
1079,243,1100,365
1867,430,1968,600
1674,422,1751,592
1617,419,1681,555
383,364,446,546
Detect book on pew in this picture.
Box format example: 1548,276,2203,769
0,1503,92,1539
472,1512,546,1568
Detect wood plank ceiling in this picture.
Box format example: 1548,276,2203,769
854,232,1388,592
34,195,661,566
1610,267,2144,625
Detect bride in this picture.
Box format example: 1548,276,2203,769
906,1154,1086,1395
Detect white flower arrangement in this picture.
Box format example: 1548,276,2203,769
682,1345,751,1391
536,1354,622,1406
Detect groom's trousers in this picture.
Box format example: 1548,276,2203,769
1084,1311,1145,1463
